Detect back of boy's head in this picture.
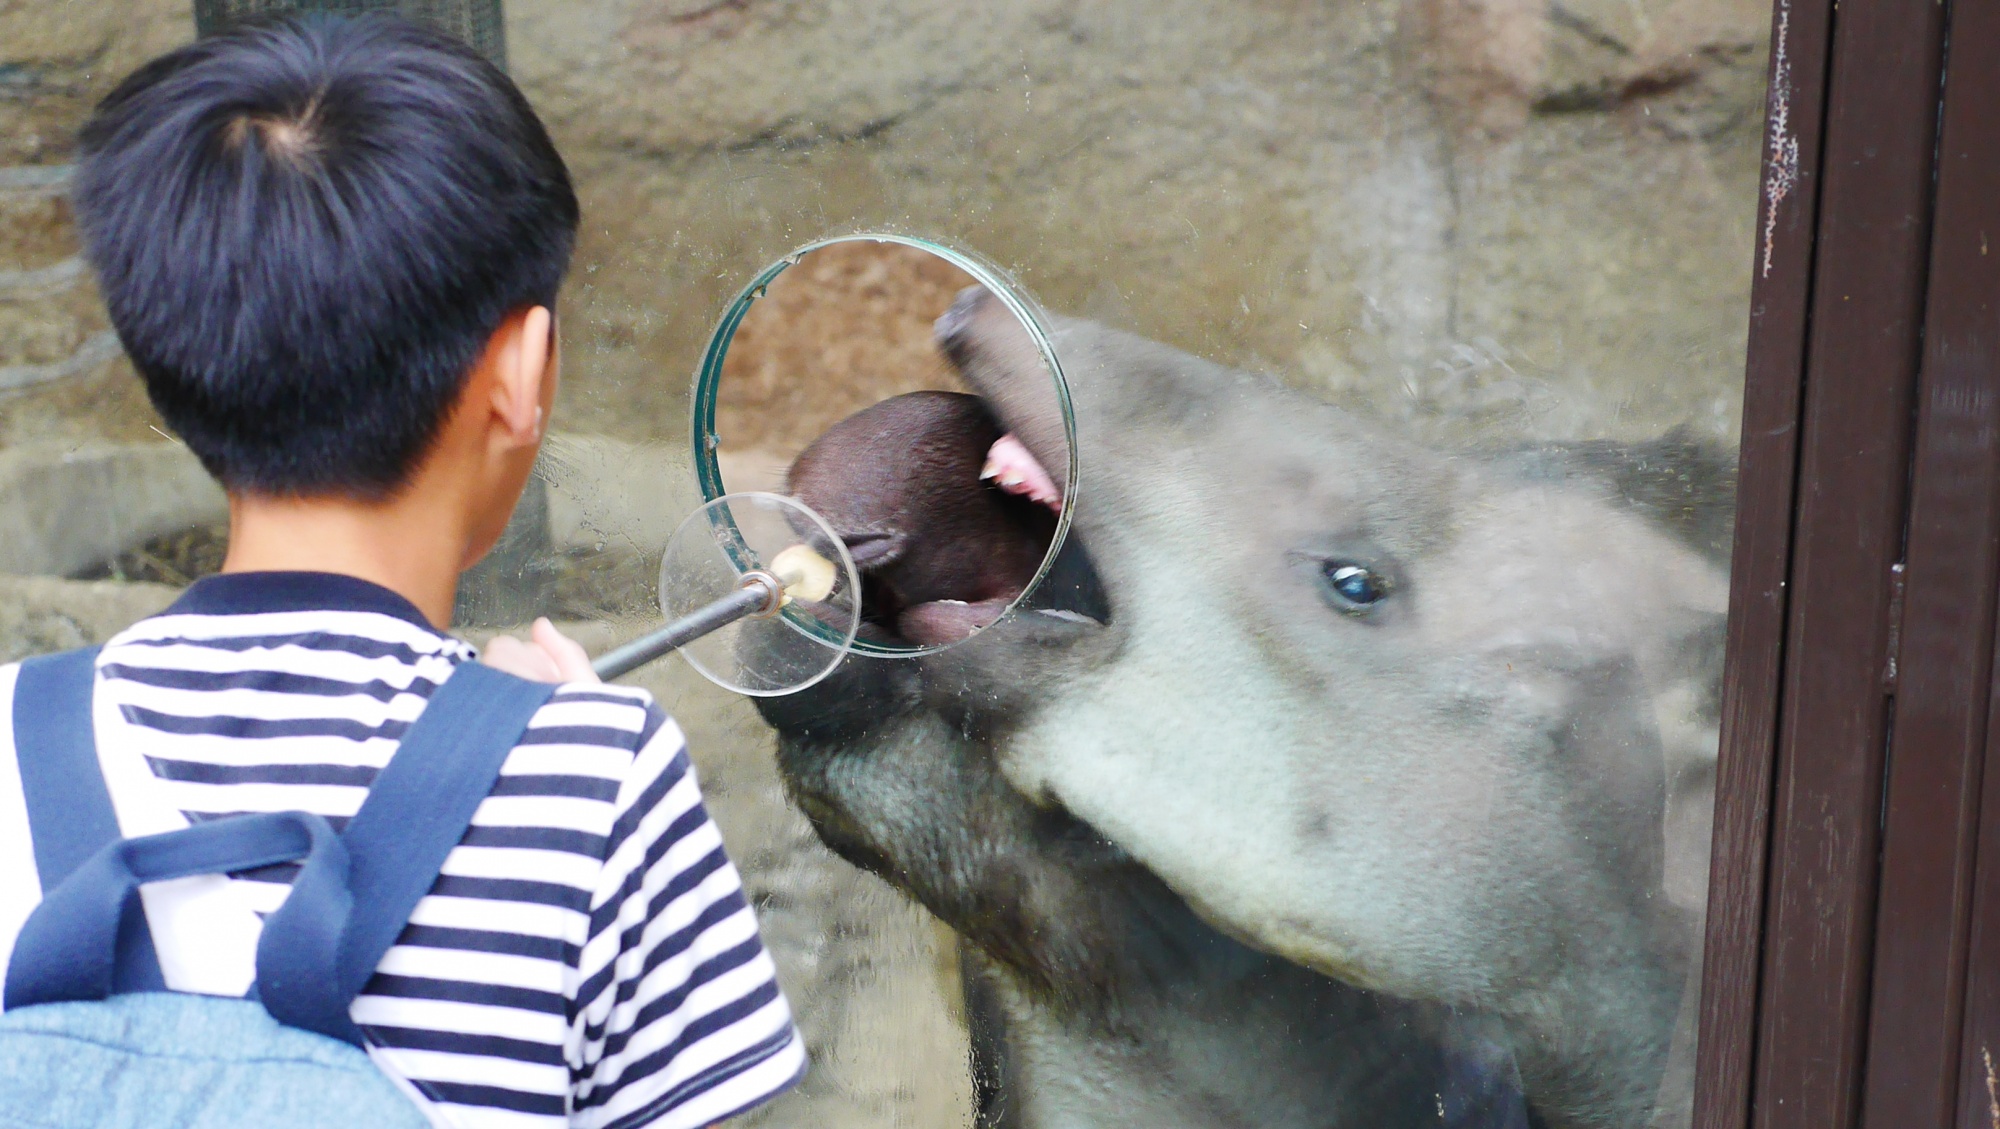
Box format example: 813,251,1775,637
73,14,580,497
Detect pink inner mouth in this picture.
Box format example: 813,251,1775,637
981,432,1062,511
897,596,1014,646
890,432,1060,646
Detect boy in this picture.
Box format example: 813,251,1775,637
0,14,804,1129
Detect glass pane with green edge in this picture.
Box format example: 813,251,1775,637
0,0,1768,1125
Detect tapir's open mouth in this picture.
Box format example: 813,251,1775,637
971,424,1113,633
857,405,1108,647
882,429,1060,645
810,283,1112,648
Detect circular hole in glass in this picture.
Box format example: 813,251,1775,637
691,234,1076,657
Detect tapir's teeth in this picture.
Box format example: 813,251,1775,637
982,432,1063,512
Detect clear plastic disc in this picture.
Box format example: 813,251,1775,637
660,491,862,696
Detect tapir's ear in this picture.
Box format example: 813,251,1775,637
1535,427,1739,565
1658,615,1726,913
841,530,909,569
1662,740,1716,912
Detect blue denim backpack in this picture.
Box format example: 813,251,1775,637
0,648,554,1129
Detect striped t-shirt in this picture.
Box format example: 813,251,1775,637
0,572,805,1129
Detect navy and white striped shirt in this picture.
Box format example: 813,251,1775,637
0,572,805,1129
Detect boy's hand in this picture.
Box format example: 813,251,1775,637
481,617,600,684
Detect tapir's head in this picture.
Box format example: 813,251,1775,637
760,286,1730,1126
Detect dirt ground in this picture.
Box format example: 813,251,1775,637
716,240,976,459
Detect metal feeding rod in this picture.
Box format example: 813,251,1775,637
591,545,837,682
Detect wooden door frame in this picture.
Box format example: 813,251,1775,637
1693,2,2000,1127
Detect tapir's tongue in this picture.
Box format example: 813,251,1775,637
897,597,1013,646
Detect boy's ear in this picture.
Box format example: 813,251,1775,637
487,305,555,447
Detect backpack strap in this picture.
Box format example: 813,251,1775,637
5,810,349,1015
259,661,556,1045
10,647,166,994
5,654,557,1049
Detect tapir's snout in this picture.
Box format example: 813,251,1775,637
933,285,1072,493
933,284,997,367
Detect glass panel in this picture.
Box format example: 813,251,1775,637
0,1,1770,1125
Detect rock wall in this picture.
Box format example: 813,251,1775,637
512,0,1768,447
1,0,1767,450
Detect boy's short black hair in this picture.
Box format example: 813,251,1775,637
73,14,579,496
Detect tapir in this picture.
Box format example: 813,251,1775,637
760,286,1730,1129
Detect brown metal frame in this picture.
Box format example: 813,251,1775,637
1695,1,2000,1127
1862,5,2000,1123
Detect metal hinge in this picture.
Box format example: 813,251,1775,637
1883,561,1908,691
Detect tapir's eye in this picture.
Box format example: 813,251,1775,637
1287,549,1400,618
1318,560,1391,613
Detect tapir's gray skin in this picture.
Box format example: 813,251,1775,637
762,287,1729,1129
786,390,1057,645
